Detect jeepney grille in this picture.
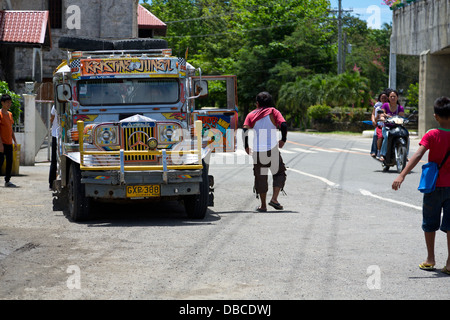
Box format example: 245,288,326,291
123,126,157,162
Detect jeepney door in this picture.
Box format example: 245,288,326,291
191,75,238,153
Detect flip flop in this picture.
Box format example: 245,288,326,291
268,201,283,210
256,207,267,212
441,267,450,275
419,263,436,271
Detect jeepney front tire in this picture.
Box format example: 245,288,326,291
184,161,209,219
68,163,91,222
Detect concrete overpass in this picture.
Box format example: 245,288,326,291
390,0,450,137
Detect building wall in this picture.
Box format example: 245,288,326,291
392,0,450,56
419,51,450,136
3,0,138,93
391,0,450,136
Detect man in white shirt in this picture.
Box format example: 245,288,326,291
243,92,288,212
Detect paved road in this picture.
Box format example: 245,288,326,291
0,131,449,301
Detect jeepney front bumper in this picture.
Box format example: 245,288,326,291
82,169,202,199
76,119,206,199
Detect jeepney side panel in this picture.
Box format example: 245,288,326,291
190,75,238,153
192,110,238,152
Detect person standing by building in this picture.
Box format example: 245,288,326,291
243,91,287,212
0,94,18,187
49,105,59,190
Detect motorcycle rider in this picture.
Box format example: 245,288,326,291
370,91,389,157
375,106,387,160
378,90,405,162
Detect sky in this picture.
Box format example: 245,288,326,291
329,0,393,29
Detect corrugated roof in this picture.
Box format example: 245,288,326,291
138,4,166,29
0,10,49,44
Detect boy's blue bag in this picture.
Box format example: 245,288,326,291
418,162,439,193
418,151,450,193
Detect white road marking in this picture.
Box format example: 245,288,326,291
331,148,348,152
351,148,370,152
280,149,296,154
287,168,339,188
292,147,318,154
310,147,337,153
288,168,421,211
359,189,421,210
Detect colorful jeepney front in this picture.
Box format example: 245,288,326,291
55,48,237,206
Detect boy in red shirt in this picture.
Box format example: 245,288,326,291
392,96,450,275
0,94,18,187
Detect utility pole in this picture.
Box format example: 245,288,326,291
334,0,352,74
338,0,343,74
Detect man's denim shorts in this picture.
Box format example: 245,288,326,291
422,187,450,232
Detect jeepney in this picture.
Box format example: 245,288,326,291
53,37,238,221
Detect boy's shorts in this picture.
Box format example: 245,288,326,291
422,187,450,232
252,147,286,195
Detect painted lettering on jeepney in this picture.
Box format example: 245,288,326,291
81,58,174,75
217,117,230,130
162,113,186,121
198,115,234,151
199,116,230,131
201,116,219,130
73,114,99,124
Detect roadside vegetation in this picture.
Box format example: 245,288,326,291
142,0,419,130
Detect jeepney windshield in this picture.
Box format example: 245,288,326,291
77,79,179,106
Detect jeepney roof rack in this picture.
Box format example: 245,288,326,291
69,48,173,60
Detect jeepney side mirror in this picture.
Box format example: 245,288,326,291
56,84,72,102
194,80,208,98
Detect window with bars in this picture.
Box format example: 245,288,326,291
48,0,62,29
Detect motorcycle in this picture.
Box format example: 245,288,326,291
379,111,417,173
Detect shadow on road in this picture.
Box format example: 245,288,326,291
58,200,221,227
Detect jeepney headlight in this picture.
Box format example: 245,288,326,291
95,125,119,146
83,124,95,144
157,123,182,143
147,137,158,150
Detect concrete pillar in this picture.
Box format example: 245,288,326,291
23,93,36,166
389,35,396,90
418,50,450,137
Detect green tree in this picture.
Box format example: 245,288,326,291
140,1,410,129
145,0,331,115
406,82,419,109
0,81,21,123
277,71,371,128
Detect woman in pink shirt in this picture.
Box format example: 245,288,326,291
379,90,405,161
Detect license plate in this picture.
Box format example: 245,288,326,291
126,185,160,198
